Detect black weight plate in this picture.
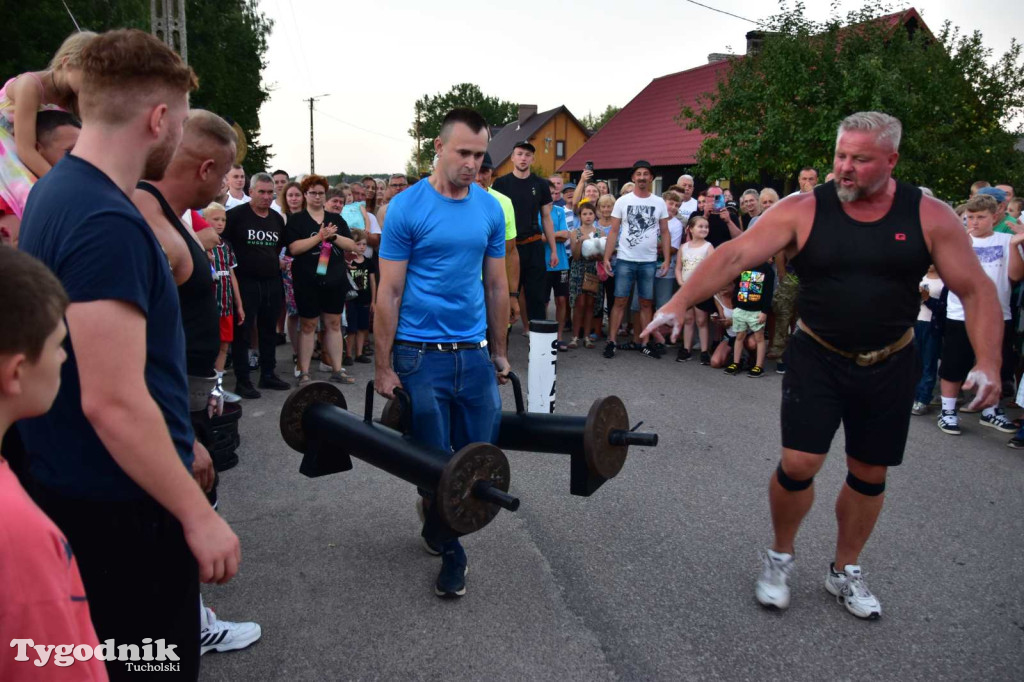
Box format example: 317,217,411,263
437,443,510,535
582,396,629,479
279,381,347,452
379,398,405,432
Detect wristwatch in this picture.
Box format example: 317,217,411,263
509,291,520,298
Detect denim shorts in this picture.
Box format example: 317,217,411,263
613,259,657,300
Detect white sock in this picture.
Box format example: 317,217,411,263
982,406,997,418
941,397,957,413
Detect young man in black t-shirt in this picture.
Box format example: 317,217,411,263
491,140,559,330
223,173,290,397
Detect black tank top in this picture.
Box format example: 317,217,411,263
791,180,931,352
137,182,219,377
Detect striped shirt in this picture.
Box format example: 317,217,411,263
211,242,236,317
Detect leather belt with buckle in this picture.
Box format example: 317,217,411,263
796,320,913,367
394,340,488,352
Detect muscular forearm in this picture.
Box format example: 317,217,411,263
486,284,510,357
84,395,214,527
505,243,520,291
960,285,1004,369
543,214,556,252
677,241,746,309
373,288,401,368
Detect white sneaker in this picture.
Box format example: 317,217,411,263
825,564,881,619
910,401,928,416
293,364,301,378
937,409,961,435
755,549,794,610
200,606,262,655
319,362,333,373
979,409,1017,434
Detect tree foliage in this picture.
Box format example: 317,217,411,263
580,105,621,132
186,0,273,173
0,0,273,174
408,83,518,173
680,1,1024,199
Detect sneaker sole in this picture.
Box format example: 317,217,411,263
937,423,961,435
755,587,789,611
979,419,1017,434
434,566,468,598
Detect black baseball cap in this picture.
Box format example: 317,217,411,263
631,159,653,174
481,152,495,170
514,140,536,153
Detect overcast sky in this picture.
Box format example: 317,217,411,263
255,0,1019,176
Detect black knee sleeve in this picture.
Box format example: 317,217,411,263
776,462,814,491
846,471,886,496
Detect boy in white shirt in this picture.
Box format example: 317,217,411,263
937,194,1024,435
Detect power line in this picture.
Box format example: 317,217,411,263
312,107,410,144
285,0,313,75
683,0,758,24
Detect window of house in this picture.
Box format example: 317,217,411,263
555,140,565,159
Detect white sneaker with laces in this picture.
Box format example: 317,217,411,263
937,409,961,435
755,549,794,610
825,564,881,619
979,409,1017,433
200,606,262,655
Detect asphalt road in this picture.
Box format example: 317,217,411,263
201,333,1024,681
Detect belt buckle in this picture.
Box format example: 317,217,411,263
856,349,886,367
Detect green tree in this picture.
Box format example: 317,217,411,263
580,105,621,132
408,83,518,173
680,2,1024,199
0,1,149,78
0,1,273,174
186,0,273,174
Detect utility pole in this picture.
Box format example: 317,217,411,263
305,94,330,174
151,0,187,64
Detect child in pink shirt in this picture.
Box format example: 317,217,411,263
0,248,106,681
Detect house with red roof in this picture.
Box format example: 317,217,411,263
559,9,928,194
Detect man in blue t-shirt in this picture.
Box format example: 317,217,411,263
543,184,573,350
17,29,240,679
376,108,510,599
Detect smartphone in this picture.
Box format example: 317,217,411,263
714,194,726,211
585,161,594,172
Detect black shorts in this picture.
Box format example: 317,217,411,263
938,319,973,383
294,278,346,319
346,301,371,332
780,329,919,467
546,269,570,299
696,298,717,314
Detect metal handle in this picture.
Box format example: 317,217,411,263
472,481,520,511
366,381,412,433
506,371,525,414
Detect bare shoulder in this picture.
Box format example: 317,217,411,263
919,195,966,247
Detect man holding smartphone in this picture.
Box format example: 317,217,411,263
702,185,743,247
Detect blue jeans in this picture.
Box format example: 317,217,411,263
613,259,657,300
654,276,678,311
391,344,501,454
913,320,942,404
